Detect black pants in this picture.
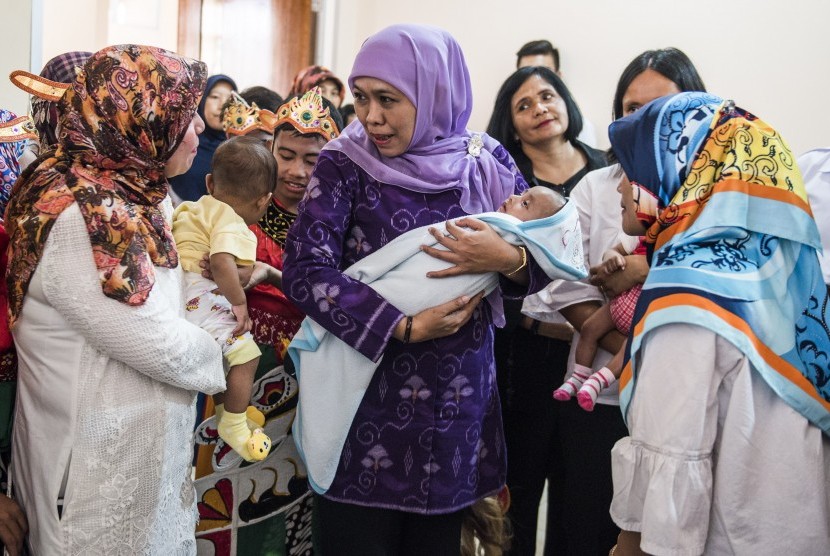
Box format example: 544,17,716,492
499,327,628,556
314,494,465,556
543,401,628,555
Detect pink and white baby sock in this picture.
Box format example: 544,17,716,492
553,364,593,401
576,367,617,411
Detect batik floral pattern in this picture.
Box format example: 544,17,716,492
5,45,206,326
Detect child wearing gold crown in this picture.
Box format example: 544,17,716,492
217,88,341,369
173,135,277,463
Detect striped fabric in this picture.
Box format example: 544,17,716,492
610,92,830,436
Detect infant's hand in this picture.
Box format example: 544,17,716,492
231,303,252,336
602,253,626,274
199,253,213,280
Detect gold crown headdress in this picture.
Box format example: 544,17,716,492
274,87,339,142
9,70,72,101
0,115,37,143
222,91,278,136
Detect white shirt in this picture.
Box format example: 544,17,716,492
611,323,830,555
12,200,225,554
523,164,638,405
798,147,830,284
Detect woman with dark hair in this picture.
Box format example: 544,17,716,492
499,48,706,555
485,64,607,555
169,74,237,202
612,48,705,120
487,66,605,198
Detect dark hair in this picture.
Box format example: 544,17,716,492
211,136,277,199
339,103,355,122
612,48,706,120
486,66,584,179
240,86,284,112
516,39,560,71
273,95,344,141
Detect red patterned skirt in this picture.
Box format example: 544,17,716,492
609,283,643,335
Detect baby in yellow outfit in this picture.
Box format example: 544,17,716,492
173,136,276,462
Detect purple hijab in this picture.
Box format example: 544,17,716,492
325,24,514,214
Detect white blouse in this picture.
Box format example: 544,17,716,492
611,323,830,555
11,201,225,554
524,164,639,405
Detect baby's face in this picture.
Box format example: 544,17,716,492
497,186,563,221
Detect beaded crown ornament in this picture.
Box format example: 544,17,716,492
274,86,339,141
0,115,37,143
221,91,278,136
9,70,71,101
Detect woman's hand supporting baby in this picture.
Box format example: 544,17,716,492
200,254,282,290
208,252,253,336
392,215,530,344
421,217,528,283
392,290,486,344
590,254,648,297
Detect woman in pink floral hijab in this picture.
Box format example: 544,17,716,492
6,44,226,554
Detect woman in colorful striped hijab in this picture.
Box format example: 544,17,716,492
607,91,830,555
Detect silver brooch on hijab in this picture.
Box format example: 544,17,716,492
467,134,484,157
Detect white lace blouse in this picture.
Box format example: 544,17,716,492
11,200,225,554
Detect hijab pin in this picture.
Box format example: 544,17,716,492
467,134,483,157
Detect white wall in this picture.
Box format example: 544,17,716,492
40,0,109,65
0,0,178,108
106,0,178,53
0,0,34,116
329,0,830,156
5,0,827,156
40,0,178,68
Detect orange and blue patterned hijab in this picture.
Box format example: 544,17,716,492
610,92,830,436
5,44,207,327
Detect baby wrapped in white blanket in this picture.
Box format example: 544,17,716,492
289,187,587,492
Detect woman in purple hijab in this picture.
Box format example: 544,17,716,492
283,24,550,554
